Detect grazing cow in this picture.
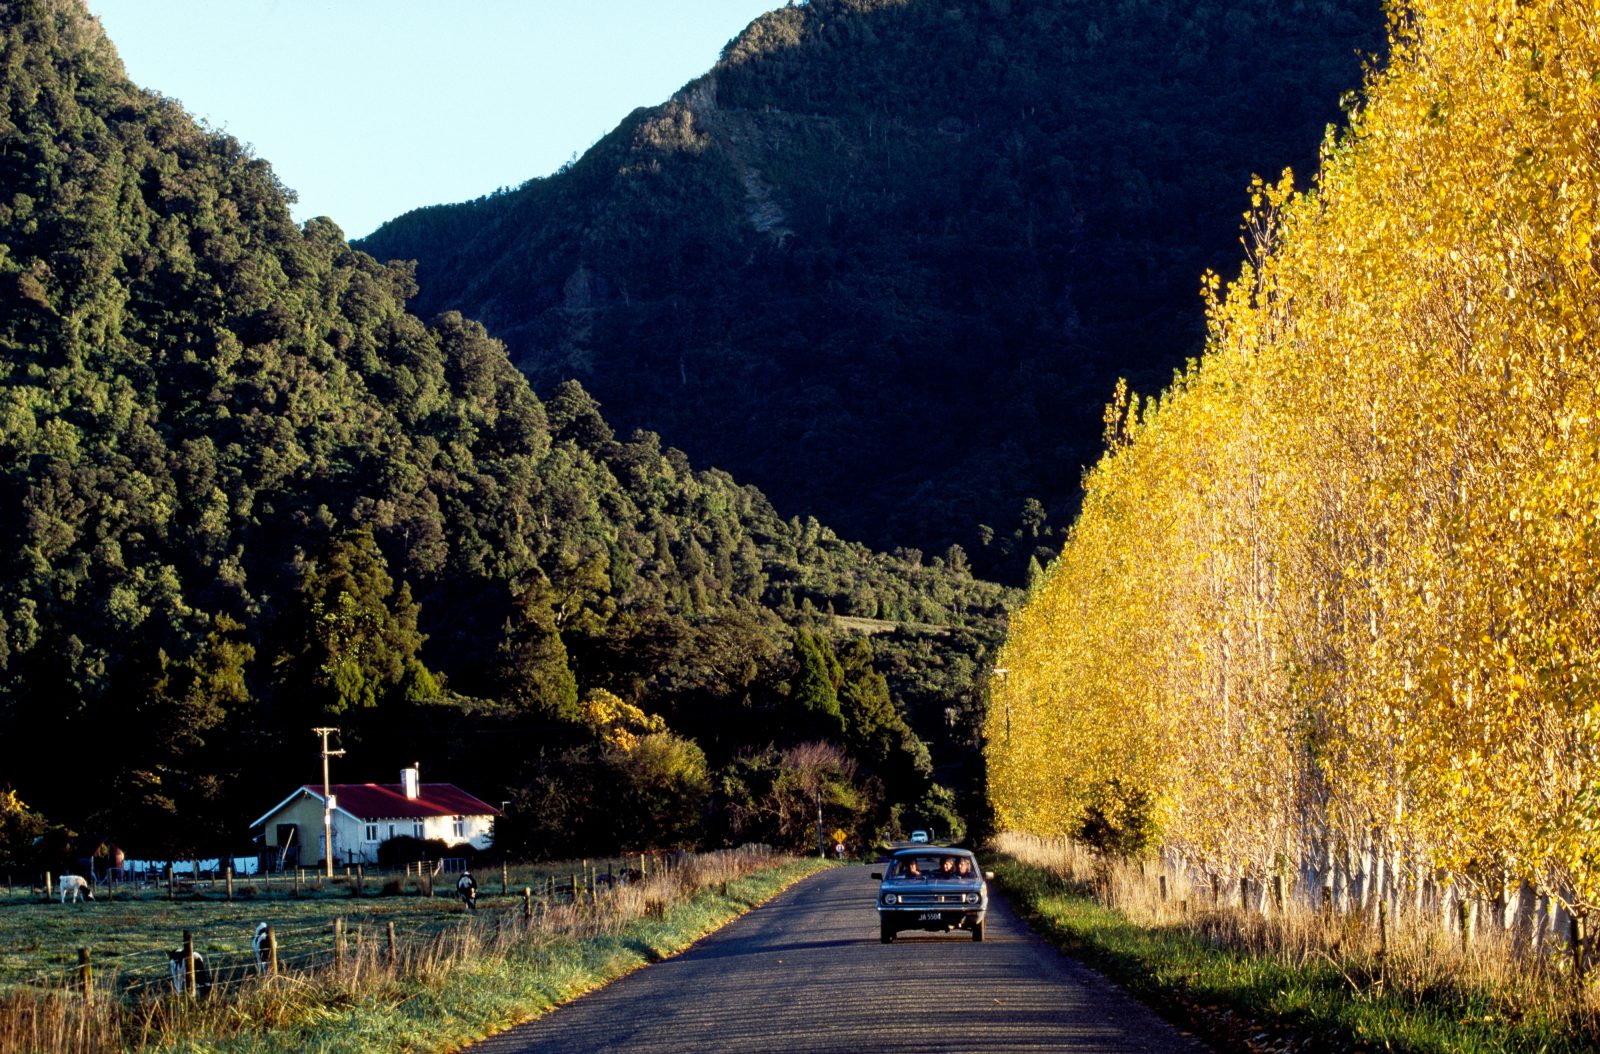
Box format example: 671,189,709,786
58,875,93,903
167,949,212,995
456,870,477,911
251,922,271,973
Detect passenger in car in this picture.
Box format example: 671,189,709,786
938,856,957,877
902,858,922,879
956,858,974,878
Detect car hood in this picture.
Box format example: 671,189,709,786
880,878,985,894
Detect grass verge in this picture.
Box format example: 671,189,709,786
989,854,1596,1054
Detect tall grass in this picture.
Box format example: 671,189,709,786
0,850,823,1054
994,833,1598,1053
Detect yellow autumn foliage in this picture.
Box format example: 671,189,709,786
988,0,1600,917
582,688,667,753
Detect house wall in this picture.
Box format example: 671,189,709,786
261,794,329,865
407,813,494,852
330,811,368,867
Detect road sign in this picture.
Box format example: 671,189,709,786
831,829,848,845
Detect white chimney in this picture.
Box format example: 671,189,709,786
401,765,420,800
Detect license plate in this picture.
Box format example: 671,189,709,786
918,912,943,921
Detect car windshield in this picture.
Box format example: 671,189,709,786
889,854,975,880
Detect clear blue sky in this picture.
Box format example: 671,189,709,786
86,1,781,239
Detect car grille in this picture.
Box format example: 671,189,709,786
894,893,970,906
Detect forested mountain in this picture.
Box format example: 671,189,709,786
358,0,1381,579
0,0,1011,864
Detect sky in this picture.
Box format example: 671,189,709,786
86,1,782,239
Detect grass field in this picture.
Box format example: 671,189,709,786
0,860,643,994
0,852,829,1053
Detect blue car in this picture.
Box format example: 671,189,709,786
872,847,992,943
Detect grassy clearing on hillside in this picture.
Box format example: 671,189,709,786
991,841,1598,1054
0,852,829,1054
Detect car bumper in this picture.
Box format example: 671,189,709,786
878,906,986,931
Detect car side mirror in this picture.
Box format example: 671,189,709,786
984,871,995,881
870,872,882,880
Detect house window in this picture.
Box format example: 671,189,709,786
364,824,378,842
413,822,424,838
388,824,397,840
452,816,466,838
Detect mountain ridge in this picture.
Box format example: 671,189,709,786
359,0,1383,575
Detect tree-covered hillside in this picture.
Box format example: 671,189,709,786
359,0,1381,579
0,0,1011,864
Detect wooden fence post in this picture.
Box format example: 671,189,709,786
295,867,303,897
226,866,234,901
166,864,174,901
266,925,279,976
334,917,345,968
1458,897,1474,954
1273,874,1285,914
353,864,363,898
524,886,533,921
183,930,196,998
44,871,52,903
1573,913,1587,981
387,921,397,965
77,947,91,996
1159,875,1168,903
502,861,509,897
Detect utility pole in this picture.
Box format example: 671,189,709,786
312,727,345,879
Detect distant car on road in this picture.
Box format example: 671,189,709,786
873,847,991,943
909,829,930,843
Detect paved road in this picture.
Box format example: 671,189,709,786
469,865,1210,1053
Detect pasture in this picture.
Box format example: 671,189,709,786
0,850,818,1053
0,859,643,995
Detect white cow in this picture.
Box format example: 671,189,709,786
58,874,93,903
252,922,271,973
168,948,211,995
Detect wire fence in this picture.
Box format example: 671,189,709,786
0,848,771,998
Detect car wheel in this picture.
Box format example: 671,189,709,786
880,920,895,944
972,920,985,942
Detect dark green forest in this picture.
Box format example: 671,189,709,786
0,0,1014,867
358,0,1382,581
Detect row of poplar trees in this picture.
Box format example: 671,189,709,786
988,0,1600,937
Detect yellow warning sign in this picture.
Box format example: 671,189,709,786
831,829,848,845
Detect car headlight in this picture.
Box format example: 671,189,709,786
882,893,897,906
964,892,980,904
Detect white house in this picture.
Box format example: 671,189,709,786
250,766,499,868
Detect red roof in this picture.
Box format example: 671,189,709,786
307,783,500,820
